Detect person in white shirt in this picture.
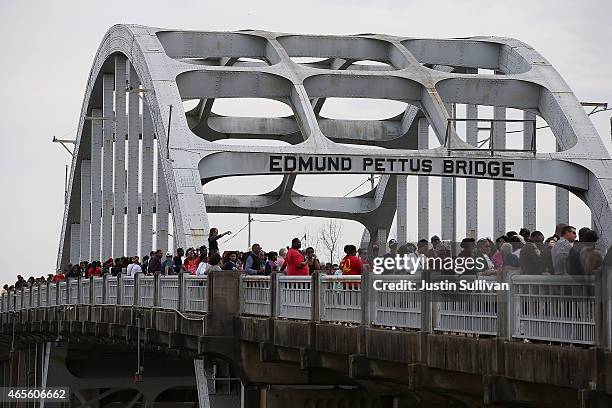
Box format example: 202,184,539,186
205,253,223,274
126,256,142,276
195,260,208,276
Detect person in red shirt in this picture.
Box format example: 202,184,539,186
183,248,200,275
51,272,66,283
340,245,363,275
285,238,309,276
86,261,102,278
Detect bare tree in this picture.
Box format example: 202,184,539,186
303,226,321,256
319,220,343,264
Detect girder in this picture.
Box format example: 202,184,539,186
57,25,612,268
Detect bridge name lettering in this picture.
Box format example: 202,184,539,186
269,155,515,178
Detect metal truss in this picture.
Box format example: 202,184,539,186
57,25,612,267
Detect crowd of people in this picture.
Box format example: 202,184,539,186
2,224,611,294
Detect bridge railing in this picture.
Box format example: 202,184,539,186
240,275,272,317
1,270,606,347
510,274,595,344
0,273,208,313
432,275,498,335
235,271,606,347
319,275,361,324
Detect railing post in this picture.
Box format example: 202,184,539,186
154,272,160,307
102,273,108,304
269,272,277,318
496,269,512,340
420,271,432,333
594,268,606,348
178,272,185,312
311,271,320,322
89,276,94,305
361,270,370,326
77,277,82,304
117,273,123,306
134,273,140,306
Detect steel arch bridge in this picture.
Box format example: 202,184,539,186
57,24,612,268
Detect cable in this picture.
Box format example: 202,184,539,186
218,220,251,245
504,107,612,135
254,215,304,223
217,175,381,245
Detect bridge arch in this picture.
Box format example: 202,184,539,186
58,24,612,269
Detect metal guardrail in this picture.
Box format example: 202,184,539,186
277,275,313,320
1,270,606,348
433,275,498,335
240,276,271,317
0,274,208,313
510,275,595,344
371,274,421,329
236,272,604,347
319,275,361,323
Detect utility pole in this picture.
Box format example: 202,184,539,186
247,213,252,249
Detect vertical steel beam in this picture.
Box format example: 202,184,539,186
465,103,478,239
493,106,506,239
441,104,455,241
157,151,169,253
113,56,127,258
126,64,140,257
396,175,408,245
141,109,154,256
417,117,429,240
90,109,103,262
376,228,387,251
556,143,570,225
523,111,537,231
70,224,80,265
101,74,114,261
79,160,91,262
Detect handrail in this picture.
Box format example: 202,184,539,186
0,272,607,349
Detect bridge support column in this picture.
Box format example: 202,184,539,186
141,108,154,255
156,151,169,253
523,111,537,231
90,109,103,263
466,102,478,239
417,117,429,240
396,175,408,245
113,55,128,258
493,106,506,239
126,64,140,257
101,73,114,261
70,223,80,265
79,160,91,262
441,105,455,242
556,144,570,225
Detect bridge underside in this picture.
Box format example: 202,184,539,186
57,25,612,269
1,308,611,408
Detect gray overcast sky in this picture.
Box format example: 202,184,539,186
1,0,611,283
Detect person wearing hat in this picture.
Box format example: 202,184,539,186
427,236,440,257
384,239,398,258
457,238,476,275
162,252,175,275
14,275,26,289
380,239,399,275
